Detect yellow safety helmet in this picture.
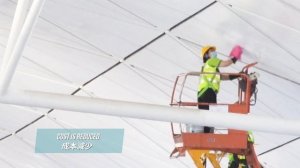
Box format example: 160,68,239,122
201,45,216,57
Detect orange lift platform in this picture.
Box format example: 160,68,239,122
169,62,262,168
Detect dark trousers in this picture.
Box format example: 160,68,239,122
198,88,217,133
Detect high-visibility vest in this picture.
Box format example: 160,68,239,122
198,61,221,97
248,131,254,143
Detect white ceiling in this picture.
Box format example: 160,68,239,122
0,0,300,167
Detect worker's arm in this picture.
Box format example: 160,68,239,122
220,45,243,67
219,58,239,80
219,59,234,67
220,45,243,79
221,74,230,80
221,73,239,80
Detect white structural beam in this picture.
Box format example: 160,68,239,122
1,0,31,72
0,0,45,94
0,90,300,136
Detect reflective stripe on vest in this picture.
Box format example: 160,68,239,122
198,63,221,96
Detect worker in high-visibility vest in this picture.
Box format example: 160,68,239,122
228,131,255,168
198,45,243,133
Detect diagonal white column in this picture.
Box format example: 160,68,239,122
1,0,31,72
0,90,299,136
0,0,46,95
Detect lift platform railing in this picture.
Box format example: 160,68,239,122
170,62,257,113
169,63,261,168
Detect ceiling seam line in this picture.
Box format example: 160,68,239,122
134,67,196,100
105,0,217,58
132,65,198,94
69,1,218,94
121,119,191,168
125,66,171,98
105,0,157,28
3,1,300,165
74,82,187,167
55,0,156,30
13,135,67,168
0,1,217,141
0,155,16,168
7,0,114,57
228,4,300,34
164,36,296,118
258,137,300,156
176,36,300,86
169,1,216,31
40,17,113,57
130,63,300,157
217,0,300,63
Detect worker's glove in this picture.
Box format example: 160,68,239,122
229,45,243,63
